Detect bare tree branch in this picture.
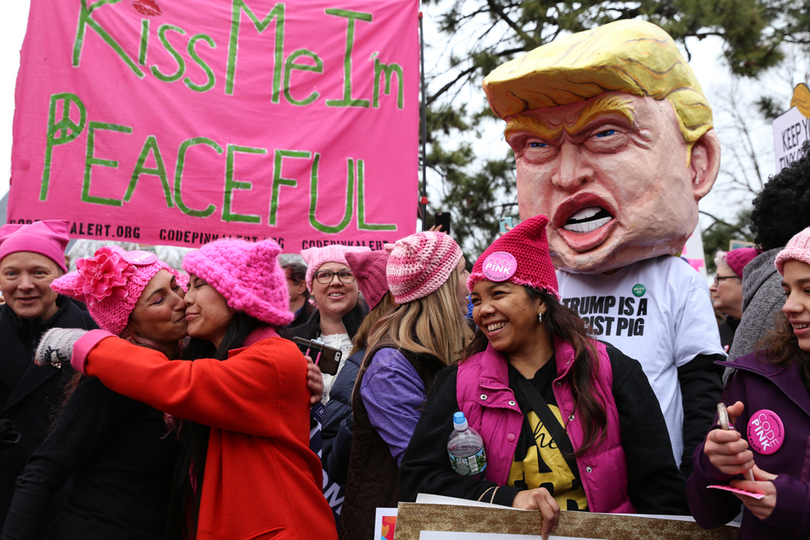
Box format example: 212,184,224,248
427,65,479,105
699,210,737,229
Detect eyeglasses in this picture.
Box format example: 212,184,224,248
315,270,355,285
713,275,739,285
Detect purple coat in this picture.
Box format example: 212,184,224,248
687,351,810,539
457,338,635,513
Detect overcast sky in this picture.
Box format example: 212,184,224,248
1,1,30,200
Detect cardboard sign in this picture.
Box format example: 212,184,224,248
8,0,419,251
394,502,739,540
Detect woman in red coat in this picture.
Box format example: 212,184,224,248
38,239,336,540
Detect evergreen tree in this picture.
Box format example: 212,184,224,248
422,0,810,257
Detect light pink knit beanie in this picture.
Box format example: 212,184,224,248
386,231,462,304
51,246,181,335
775,227,810,276
183,239,294,326
299,245,371,292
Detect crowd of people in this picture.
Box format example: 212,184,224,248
0,155,808,539
1,17,810,540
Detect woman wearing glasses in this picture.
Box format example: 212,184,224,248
709,248,758,353
292,246,371,401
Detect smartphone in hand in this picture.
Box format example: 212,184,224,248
434,212,451,234
717,402,755,481
499,217,514,234
292,337,342,375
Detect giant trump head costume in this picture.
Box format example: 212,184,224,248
483,20,721,273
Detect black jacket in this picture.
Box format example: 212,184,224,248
289,301,317,329
676,352,725,478
718,317,739,355
321,348,364,484
290,301,368,343
0,297,97,535
1,377,178,540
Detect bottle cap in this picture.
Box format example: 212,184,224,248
453,411,468,431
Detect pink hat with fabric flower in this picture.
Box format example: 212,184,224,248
183,239,293,326
0,220,70,272
386,231,462,304
345,250,390,310
776,227,810,276
299,245,371,292
468,215,559,298
51,246,181,335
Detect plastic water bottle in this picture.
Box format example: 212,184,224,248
447,411,487,477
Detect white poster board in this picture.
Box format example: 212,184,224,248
681,223,707,280
773,106,810,173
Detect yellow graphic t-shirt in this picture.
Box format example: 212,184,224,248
506,405,587,510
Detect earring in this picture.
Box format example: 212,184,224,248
538,312,543,323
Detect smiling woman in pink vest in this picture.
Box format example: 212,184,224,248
400,216,688,539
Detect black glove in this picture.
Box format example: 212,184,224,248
0,419,21,450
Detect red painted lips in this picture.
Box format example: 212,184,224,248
131,0,162,16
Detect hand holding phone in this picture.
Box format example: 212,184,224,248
434,212,451,235
292,337,342,375
706,402,765,498
717,402,755,482
499,217,514,235
717,402,731,429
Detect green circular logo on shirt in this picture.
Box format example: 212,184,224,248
632,284,646,297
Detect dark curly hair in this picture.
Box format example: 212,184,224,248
751,140,810,250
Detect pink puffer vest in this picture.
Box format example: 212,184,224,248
456,338,635,513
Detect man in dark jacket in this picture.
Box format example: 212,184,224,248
0,220,97,535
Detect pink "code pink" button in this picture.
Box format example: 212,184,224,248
124,251,158,266
747,409,784,455
482,252,517,282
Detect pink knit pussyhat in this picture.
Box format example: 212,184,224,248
345,250,390,310
386,231,462,304
51,246,181,335
724,247,758,278
0,220,70,272
299,245,371,292
183,239,294,326
468,215,559,298
775,227,810,276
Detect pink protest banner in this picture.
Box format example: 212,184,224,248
8,0,419,252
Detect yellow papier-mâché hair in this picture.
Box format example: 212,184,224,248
791,83,810,118
484,20,712,150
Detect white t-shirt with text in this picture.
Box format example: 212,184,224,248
557,255,725,464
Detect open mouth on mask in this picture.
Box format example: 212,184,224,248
563,207,614,233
